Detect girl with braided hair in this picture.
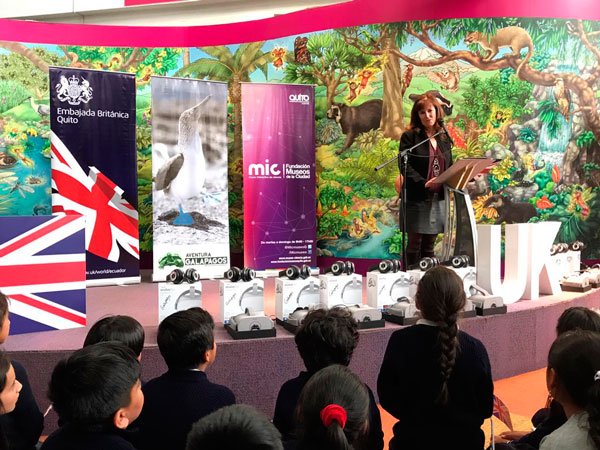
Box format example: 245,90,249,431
539,330,600,450
378,265,493,450
293,365,369,450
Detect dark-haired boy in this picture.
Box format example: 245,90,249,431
41,342,144,450
84,315,145,360
273,307,383,450
137,307,235,450
186,404,283,450
0,292,44,450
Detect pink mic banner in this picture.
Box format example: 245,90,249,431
242,83,316,270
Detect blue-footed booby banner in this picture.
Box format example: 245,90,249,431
50,67,139,286
151,76,230,280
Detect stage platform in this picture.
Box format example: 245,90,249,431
5,273,600,434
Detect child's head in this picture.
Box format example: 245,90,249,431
415,266,466,406
547,330,600,448
0,351,21,414
48,341,143,431
186,404,283,450
296,365,369,450
546,330,600,448
157,307,215,371
0,292,10,344
294,307,359,373
556,307,600,336
84,315,145,359
416,265,466,321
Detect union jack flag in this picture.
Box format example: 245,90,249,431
51,131,139,263
0,214,86,334
492,394,513,431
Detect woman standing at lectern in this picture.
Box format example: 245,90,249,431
399,92,453,268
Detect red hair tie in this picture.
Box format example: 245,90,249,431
320,404,347,429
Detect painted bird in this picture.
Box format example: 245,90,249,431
29,97,50,118
553,78,572,122
154,95,211,226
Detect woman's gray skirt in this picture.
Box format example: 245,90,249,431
404,195,445,234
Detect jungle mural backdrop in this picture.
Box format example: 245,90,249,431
1,17,600,261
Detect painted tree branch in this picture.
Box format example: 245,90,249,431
415,20,442,34
389,46,508,71
391,25,600,143
57,45,94,69
576,20,600,65
0,41,49,72
337,29,384,57
120,48,143,70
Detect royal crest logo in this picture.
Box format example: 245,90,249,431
56,74,93,105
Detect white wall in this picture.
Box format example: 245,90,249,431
0,0,347,26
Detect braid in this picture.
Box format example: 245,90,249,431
587,382,600,449
436,312,460,406
415,266,466,407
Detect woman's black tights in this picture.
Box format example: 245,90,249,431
406,233,437,267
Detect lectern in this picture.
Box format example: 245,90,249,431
433,158,495,266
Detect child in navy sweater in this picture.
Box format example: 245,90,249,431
136,307,235,450
378,266,494,450
273,307,383,450
41,342,144,450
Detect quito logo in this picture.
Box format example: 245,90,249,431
248,159,281,178
56,75,93,106
288,93,310,105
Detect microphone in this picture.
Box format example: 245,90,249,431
438,118,454,148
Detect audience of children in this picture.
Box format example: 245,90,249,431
378,265,494,450
293,364,370,450
0,292,43,450
539,330,600,450
3,275,600,450
186,404,283,450
496,306,600,449
40,342,143,450
83,315,145,360
135,307,235,450
272,307,383,450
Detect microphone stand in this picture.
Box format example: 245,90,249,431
374,130,443,171
374,130,443,271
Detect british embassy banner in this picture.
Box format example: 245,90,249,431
50,67,139,285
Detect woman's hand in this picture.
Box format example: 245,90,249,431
424,178,439,189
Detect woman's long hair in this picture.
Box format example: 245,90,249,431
408,92,445,132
